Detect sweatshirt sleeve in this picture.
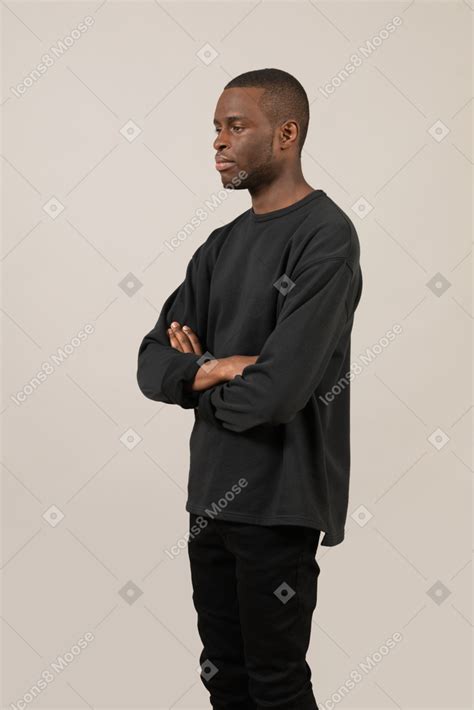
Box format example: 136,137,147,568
196,256,354,432
136,246,207,409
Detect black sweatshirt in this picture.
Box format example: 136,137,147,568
137,189,363,546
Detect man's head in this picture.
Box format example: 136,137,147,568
213,68,310,191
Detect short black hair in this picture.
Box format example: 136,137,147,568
224,68,310,157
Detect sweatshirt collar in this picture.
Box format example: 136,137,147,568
249,189,325,222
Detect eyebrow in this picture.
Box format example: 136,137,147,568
213,115,247,125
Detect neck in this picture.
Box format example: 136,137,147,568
249,168,315,214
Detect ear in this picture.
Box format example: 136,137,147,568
279,120,299,150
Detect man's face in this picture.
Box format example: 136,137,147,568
213,87,281,191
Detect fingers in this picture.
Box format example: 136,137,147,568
181,325,203,355
167,322,203,355
168,325,184,352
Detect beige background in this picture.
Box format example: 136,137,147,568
1,1,472,708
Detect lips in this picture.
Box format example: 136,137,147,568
215,156,236,172
216,161,235,172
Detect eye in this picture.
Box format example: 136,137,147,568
214,126,244,133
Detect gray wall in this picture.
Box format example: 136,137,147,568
1,1,471,708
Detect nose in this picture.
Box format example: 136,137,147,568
213,129,230,152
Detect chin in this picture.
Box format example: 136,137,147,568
222,174,248,191
222,181,245,191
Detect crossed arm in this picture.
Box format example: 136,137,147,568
166,320,258,391
138,251,356,433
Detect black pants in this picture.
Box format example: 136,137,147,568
187,512,322,710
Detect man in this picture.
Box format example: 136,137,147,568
137,68,363,710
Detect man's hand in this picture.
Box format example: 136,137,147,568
220,355,259,379
168,321,203,355
190,355,258,391
167,323,258,392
